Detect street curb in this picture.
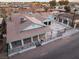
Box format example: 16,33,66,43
8,46,36,57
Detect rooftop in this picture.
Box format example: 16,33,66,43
7,12,54,43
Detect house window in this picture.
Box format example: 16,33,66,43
44,22,47,25
54,17,56,20
59,18,62,22
11,40,22,48
20,18,26,23
63,19,67,24
14,11,18,13
23,37,31,44
48,21,51,25
9,17,12,21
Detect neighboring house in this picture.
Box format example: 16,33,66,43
55,5,66,12
75,5,79,15
69,3,79,14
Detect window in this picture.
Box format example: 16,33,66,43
11,40,22,48
63,19,67,24
59,18,62,22
20,18,26,23
54,17,56,20
23,37,31,44
44,22,47,25
48,21,51,25
59,7,63,9
14,11,18,13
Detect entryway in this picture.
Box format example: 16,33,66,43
33,35,41,47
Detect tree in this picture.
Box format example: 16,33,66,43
64,6,71,12
49,0,56,8
58,0,69,5
44,6,48,12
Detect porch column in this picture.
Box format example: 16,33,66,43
9,43,13,49
58,18,59,22
51,30,53,39
67,20,69,26
47,22,49,25
38,35,40,42
50,21,52,25
31,37,34,43
74,23,77,29
62,19,64,23
45,33,47,41
21,40,24,46
67,18,69,26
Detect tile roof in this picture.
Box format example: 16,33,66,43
7,12,52,43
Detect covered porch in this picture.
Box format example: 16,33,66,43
7,33,47,55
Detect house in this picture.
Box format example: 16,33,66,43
7,12,56,56
7,11,71,56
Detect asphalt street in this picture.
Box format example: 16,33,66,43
36,32,79,59
10,32,79,59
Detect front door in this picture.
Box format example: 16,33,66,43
33,35,41,47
